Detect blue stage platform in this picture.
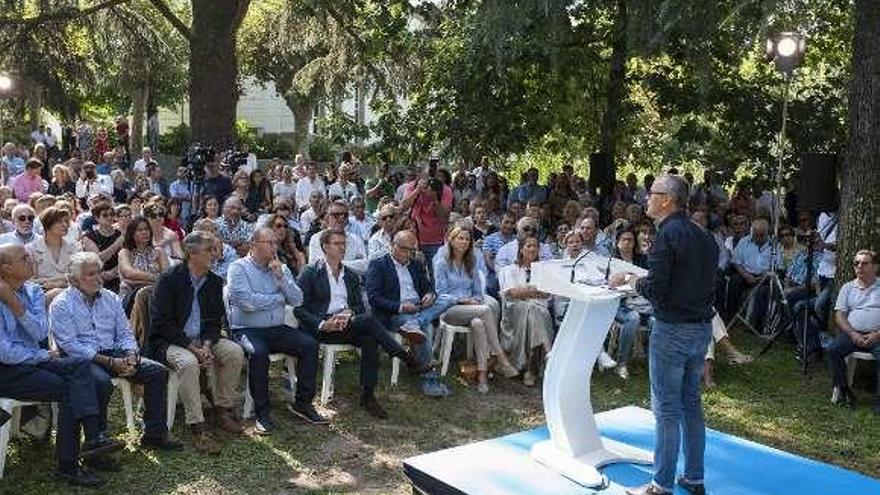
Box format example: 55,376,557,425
403,406,879,495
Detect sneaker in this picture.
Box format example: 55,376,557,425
727,350,753,365
421,377,452,397
626,483,671,495
615,364,629,380
597,352,617,371
399,320,427,345
289,402,330,425
522,371,536,387
56,466,106,488
254,415,275,435
476,381,489,394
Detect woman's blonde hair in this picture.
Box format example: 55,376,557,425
445,226,475,276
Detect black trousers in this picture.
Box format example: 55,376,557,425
0,358,101,473
233,325,318,419
318,314,407,393
90,350,169,439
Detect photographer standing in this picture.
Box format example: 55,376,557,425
400,161,452,277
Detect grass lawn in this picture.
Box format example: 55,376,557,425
3,328,879,495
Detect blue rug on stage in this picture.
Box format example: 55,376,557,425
403,406,879,494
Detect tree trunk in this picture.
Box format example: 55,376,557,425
288,94,313,158
188,0,250,147
130,77,148,154
599,0,627,159
837,0,880,279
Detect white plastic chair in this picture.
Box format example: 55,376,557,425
242,354,298,419
438,317,474,377
390,333,403,386
110,378,137,436
0,399,51,479
846,351,876,388
319,344,357,405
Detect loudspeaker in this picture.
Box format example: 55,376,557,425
589,152,615,197
796,153,838,212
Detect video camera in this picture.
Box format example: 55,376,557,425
224,150,249,176
180,143,215,182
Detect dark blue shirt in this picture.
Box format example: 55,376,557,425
636,210,718,324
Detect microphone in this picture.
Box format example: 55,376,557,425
604,252,614,283
569,247,596,283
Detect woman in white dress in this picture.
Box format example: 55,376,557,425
498,236,554,386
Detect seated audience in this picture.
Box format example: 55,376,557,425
149,232,245,452
368,205,398,260
28,206,77,293
82,202,122,292
191,218,237,280
0,244,121,487
216,197,254,257
296,229,429,418
728,218,777,330
0,203,40,245
227,227,327,432
826,249,880,413
366,230,452,397
50,252,182,458
307,200,366,265
144,202,183,263
497,236,554,386
494,216,553,270
702,314,753,388
118,216,169,312
434,227,519,393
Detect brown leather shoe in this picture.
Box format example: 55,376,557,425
190,424,221,456
216,408,244,434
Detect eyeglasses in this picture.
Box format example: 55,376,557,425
275,206,291,211
396,244,417,252
521,226,535,232
379,215,395,221
647,190,668,196
853,260,874,267
17,215,35,222
328,212,347,218
254,239,278,246
325,241,346,247
272,223,287,229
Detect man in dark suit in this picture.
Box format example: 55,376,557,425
149,231,245,454
366,230,453,397
295,229,429,418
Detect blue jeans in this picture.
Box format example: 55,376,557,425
615,305,641,365
649,319,712,491
390,294,456,366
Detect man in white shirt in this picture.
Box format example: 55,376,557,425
75,162,113,201
368,205,398,260
494,217,553,270
272,165,297,203
347,195,374,248
308,200,366,265
30,125,47,146
295,162,326,213
132,147,153,175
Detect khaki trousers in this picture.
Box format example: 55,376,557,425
441,304,503,371
165,338,244,425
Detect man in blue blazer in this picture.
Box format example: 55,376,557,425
366,230,454,397
295,229,429,418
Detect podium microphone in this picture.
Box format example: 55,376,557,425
569,247,596,283
604,253,614,283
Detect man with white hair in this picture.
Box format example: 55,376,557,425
50,252,182,458
150,231,245,453
0,204,40,245
216,197,254,257
493,216,553,270
272,165,297,202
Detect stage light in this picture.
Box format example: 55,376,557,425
765,32,806,76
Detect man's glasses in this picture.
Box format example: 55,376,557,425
328,212,347,218
17,215,35,222
396,244,417,252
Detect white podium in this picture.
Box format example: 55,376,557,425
529,257,653,488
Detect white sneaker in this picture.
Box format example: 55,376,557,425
615,364,629,380
597,352,617,371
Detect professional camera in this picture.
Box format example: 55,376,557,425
224,150,249,175
180,143,215,181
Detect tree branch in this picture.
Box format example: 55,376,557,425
323,3,393,99
0,0,132,27
147,0,192,41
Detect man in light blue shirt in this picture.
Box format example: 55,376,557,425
169,166,193,222
227,227,325,430
0,245,121,487
51,252,181,453
729,219,780,332
507,168,547,207
1,142,26,179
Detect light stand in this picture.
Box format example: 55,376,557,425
0,73,14,148
754,32,806,357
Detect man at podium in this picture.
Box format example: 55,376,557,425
610,174,718,495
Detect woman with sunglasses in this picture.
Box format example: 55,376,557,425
266,213,305,275
143,202,183,263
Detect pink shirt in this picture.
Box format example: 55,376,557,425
405,181,453,246
11,173,47,201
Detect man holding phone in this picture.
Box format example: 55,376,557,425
295,229,430,419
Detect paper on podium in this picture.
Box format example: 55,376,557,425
530,257,646,302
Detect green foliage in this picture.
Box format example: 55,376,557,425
256,134,296,159
158,123,192,156
308,134,339,163
316,111,371,147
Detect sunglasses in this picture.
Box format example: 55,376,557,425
17,215,35,222
328,212,347,218
272,223,287,229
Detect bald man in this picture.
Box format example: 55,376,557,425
0,245,121,486
366,230,453,397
